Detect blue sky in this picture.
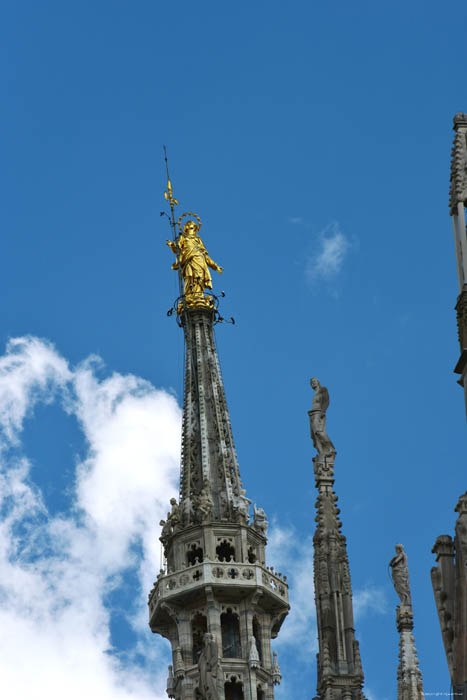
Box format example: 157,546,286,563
1,1,466,698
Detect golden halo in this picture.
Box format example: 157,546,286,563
177,211,202,233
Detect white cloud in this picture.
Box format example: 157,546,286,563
267,525,317,658
354,586,387,620
288,216,304,225
306,222,351,283
0,336,388,699
0,336,181,699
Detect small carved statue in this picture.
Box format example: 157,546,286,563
167,497,180,530
166,219,223,307
159,519,172,550
197,480,214,522
253,504,268,536
389,544,412,606
308,377,336,459
198,632,220,700
182,495,195,523
232,488,251,523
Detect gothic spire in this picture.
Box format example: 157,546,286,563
148,172,289,700
389,544,425,700
308,378,366,700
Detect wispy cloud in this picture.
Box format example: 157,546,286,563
306,222,351,284
288,216,304,225
0,336,181,699
354,586,387,620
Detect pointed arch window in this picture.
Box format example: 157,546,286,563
221,609,242,658
225,677,244,700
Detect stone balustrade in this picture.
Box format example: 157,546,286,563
148,560,288,615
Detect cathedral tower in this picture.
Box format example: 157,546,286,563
148,176,289,700
308,379,366,700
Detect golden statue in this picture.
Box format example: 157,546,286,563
166,216,223,308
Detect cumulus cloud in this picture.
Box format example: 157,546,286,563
0,336,181,699
306,222,351,283
267,525,317,658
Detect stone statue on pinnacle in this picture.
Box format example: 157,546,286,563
308,377,336,459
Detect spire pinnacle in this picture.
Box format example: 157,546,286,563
309,379,366,699
389,544,425,700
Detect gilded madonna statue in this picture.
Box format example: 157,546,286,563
166,217,223,308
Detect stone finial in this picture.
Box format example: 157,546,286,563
248,635,260,668
431,534,455,559
173,646,185,680
308,378,336,460
272,650,282,685
166,665,176,698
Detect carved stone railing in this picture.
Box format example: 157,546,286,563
148,561,288,615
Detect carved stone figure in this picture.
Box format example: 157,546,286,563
253,504,268,536
308,377,336,459
197,480,214,522
166,219,223,307
168,497,180,530
159,519,172,549
198,632,220,700
182,495,195,523
389,544,412,606
233,488,251,523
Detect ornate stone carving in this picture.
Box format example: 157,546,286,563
181,495,195,524
232,488,251,523
449,114,467,214
198,633,220,700
253,504,268,536
248,635,260,668
166,665,176,699
272,650,282,685
197,480,214,523
159,519,172,552
389,544,412,607
168,497,180,530
308,378,336,459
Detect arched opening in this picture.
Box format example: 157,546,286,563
257,686,265,700
191,613,207,664
224,678,244,700
247,546,257,564
216,539,235,562
252,616,263,663
221,609,242,658
187,543,204,566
